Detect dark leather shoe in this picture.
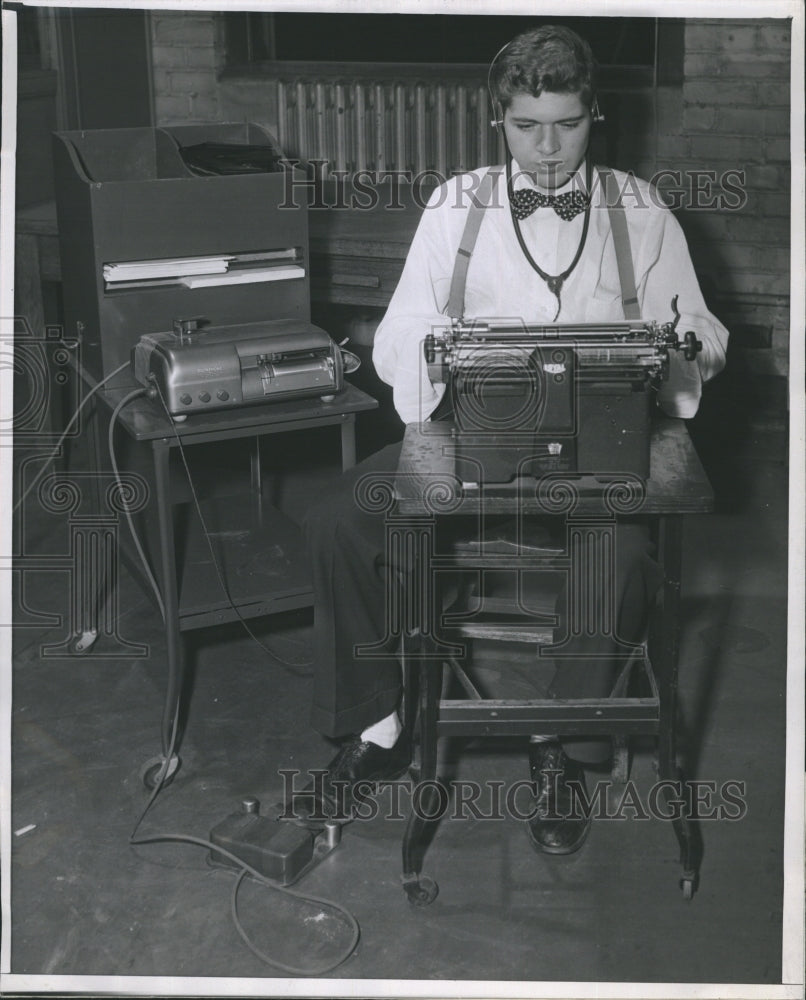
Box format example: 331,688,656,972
295,731,411,822
525,742,592,855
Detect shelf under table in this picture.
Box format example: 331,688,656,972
176,493,313,631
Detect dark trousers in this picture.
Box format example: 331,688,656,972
302,441,663,764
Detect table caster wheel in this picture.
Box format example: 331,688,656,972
71,629,98,654
140,753,181,791
680,875,695,900
403,875,438,907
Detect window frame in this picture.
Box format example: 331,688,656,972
221,13,684,91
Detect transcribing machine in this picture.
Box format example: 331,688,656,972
424,299,702,483
132,317,343,418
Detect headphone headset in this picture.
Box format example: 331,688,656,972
486,39,605,130
487,40,511,129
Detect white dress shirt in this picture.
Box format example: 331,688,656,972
372,162,729,424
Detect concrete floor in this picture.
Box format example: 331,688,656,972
8,414,795,991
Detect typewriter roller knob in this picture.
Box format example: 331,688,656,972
424,334,436,364
682,330,702,362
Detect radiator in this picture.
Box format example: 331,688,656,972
276,77,506,179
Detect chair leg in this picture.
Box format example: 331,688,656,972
401,647,442,906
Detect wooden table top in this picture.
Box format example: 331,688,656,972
395,418,714,516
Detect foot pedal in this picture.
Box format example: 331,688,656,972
208,796,341,886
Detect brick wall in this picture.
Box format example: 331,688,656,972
660,18,792,382
150,12,279,148
150,11,224,123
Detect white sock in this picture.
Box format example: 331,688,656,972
529,734,557,743
361,711,403,749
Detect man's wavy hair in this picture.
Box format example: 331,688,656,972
490,25,598,112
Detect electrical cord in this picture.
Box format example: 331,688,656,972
31,359,359,972
85,365,358,973
13,360,131,515
108,387,167,622
230,867,360,976
104,381,180,758
150,377,313,674
129,827,361,976
127,572,360,977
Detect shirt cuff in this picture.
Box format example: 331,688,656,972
394,380,446,425
657,352,703,418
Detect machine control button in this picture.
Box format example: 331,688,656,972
198,391,211,403
217,390,229,401
180,394,192,405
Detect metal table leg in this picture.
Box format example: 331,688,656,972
250,436,263,498
341,414,357,471
149,438,184,783
656,514,701,898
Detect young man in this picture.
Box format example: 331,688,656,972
301,25,728,853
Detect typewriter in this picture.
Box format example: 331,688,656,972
423,300,701,482
132,317,344,418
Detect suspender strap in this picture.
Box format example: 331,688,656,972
598,166,641,320
446,165,641,322
446,167,503,320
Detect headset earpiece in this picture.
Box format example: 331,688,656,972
591,97,605,123
490,103,504,129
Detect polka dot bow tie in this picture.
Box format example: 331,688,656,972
510,187,590,221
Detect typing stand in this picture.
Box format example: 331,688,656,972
391,418,713,903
